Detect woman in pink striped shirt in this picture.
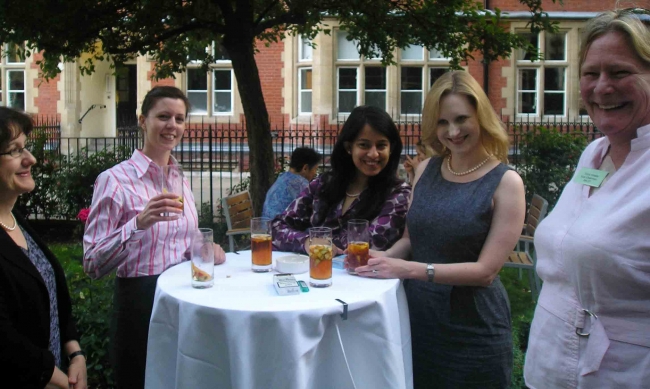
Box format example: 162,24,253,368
83,86,226,389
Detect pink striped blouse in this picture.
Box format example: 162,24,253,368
83,150,198,279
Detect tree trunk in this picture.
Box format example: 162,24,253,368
223,34,275,216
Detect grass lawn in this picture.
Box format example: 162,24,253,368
50,243,538,389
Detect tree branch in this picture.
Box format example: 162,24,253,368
253,0,281,27
254,11,306,34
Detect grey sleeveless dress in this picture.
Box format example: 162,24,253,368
406,157,512,389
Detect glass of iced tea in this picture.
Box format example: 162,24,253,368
161,165,184,216
191,228,214,288
308,227,333,288
251,217,272,272
347,219,370,275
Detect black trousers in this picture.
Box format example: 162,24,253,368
110,275,160,389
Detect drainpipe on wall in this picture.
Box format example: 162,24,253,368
483,0,490,94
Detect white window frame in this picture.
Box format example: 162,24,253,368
186,68,209,115
6,69,25,109
212,69,234,115
299,36,313,62
185,41,235,117
363,66,387,111
337,66,359,114
298,67,312,114
335,30,389,116
400,65,424,116
399,44,451,116
0,43,26,110
515,30,569,118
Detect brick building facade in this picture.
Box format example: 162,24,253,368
2,0,618,136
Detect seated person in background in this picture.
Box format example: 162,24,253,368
403,140,432,184
272,105,411,254
262,147,320,220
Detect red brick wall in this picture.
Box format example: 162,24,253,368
148,62,176,87
31,52,60,117
491,0,618,12
256,41,285,126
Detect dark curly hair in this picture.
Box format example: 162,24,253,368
315,105,403,224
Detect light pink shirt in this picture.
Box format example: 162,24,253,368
83,150,198,279
524,125,650,388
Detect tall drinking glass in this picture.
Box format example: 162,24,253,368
347,219,370,275
162,165,184,216
251,217,272,272
191,228,214,288
308,227,333,288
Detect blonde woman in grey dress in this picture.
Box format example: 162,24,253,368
357,71,525,388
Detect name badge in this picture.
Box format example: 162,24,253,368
574,167,609,188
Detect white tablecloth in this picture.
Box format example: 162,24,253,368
145,251,412,389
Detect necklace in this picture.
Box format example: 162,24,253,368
0,213,17,231
345,191,362,198
446,154,493,176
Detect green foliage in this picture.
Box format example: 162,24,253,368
15,132,59,218
52,244,115,389
53,146,131,219
518,127,587,209
198,201,229,247
500,267,537,388
18,142,130,220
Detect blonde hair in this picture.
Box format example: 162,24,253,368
579,8,650,74
421,71,509,163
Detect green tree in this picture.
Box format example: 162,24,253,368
1,0,556,213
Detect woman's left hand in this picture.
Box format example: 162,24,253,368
67,355,87,389
356,255,411,279
213,243,226,265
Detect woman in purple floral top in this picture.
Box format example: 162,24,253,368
272,106,411,253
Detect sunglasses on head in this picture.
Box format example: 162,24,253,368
620,8,650,24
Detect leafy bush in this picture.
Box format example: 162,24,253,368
53,244,115,389
17,138,131,220
15,132,59,218
518,127,587,209
54,146,131,219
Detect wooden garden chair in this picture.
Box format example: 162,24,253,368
504,194,549,299
222,190,253,253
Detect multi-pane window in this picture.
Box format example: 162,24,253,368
186,42,234,115
399,45,450,115
0,43,26,110
335,31,386,113
516,31,568,116
299,68,312,114
297,36,313,114
401,67,423,115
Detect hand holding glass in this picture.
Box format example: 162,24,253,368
191,228,214,288
162,165,184,216
251,217,272,272
309,227,333,288
347,219,370,275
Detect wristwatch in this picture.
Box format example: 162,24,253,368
426,263,435,283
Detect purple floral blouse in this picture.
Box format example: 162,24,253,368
272,175,411,253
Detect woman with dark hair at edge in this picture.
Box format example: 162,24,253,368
83,86,226,389
272,105,411,254
0,107,87,388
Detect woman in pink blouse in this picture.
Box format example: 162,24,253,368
272,105,411,254
524,9,650,388
83,86,225,389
